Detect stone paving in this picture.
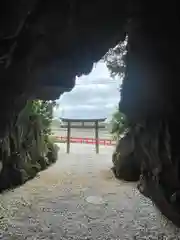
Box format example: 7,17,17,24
0,143,180,239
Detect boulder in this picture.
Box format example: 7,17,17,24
112,132,141,182
112,152,141,182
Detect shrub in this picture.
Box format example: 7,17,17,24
0,100,59,192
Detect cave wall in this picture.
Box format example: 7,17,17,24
1,0,180,225
118,1,180,225
120,1,179,121
1,1,179,133
0,0,129,137
1,1,179,163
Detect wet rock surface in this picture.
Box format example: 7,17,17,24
0,145,180,239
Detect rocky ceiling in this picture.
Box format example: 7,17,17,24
0,0,129,137
0,0,128,97
0,0,179,134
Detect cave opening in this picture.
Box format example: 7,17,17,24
1,0,180,230
52,57,123,154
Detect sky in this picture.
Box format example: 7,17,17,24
53,60,122,120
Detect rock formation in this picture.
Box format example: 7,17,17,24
112,130,141,182
119,2,180,226
0,0,127,138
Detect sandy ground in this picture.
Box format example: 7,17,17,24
0,143,180,239
59,142,115,154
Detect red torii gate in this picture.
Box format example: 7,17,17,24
60,117,106,154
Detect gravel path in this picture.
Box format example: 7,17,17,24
0,144,180,239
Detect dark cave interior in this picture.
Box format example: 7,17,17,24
1,0,180,226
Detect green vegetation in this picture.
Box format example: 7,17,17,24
51,118,62,129
109,108,129,141
103,38,127,79
0,100,59,192
104,40,141,181
104,39,128,140
109,108,141,181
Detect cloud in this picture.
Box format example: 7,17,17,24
54,61,121,119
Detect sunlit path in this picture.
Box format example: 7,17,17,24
0,144,179,239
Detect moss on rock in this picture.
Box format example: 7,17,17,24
112,131,141,182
